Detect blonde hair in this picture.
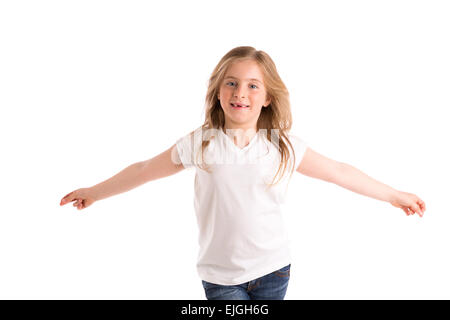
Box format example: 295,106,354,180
191,46,298,188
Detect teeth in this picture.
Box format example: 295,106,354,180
232,103,248,108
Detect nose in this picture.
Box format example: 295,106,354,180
233,85,247,99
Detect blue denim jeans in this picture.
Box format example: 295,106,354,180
201,264,291,300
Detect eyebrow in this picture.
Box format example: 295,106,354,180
224,76,263,84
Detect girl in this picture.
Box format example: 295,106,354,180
60,46,426,300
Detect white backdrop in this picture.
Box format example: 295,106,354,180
1,0,448,299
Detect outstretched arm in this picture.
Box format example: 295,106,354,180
60,144,185,210
90,143,185,201
297,147,426,217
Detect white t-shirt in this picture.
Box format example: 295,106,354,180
175,126,308,285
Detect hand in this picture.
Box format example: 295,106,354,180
60,188,97,211
390,190,426,217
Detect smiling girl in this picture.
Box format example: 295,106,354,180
60,46,426,300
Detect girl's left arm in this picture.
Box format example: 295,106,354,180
297,148,426,217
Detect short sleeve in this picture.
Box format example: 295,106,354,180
175,133,194,170
175,126,202,170
287,134,308,171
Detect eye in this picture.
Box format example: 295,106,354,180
226,81,258,89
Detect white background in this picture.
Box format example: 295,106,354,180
1,0,448,299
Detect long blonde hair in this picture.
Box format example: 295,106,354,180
191,46,297,188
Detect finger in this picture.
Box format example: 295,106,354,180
412,204,423,216
63,191,73,199
417,198,425,210
418,207,424,217
416,206,423,216
404,206,413,215
61,192,74,205
419,200,426,212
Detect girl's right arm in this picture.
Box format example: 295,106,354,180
60,144,185,210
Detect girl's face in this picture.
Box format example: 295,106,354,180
218,59,271,131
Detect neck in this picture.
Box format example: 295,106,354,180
222,124,257,133
222,126,258,147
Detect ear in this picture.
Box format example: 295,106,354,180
264,96,271,107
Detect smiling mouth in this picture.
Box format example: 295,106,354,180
231,103,249,108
